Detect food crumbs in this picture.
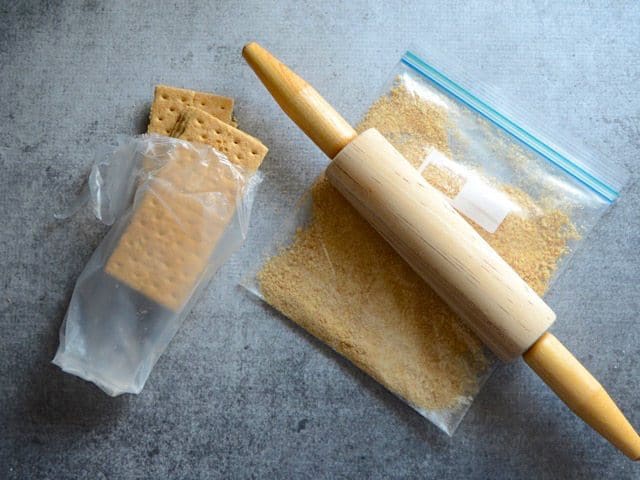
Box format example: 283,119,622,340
257,80,579,412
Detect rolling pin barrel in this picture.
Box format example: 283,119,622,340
327,129,555,361
243,41,555,360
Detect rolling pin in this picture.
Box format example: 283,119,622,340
242,42,640,460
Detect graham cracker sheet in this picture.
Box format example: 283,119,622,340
172,107,268,172
147,85,234,135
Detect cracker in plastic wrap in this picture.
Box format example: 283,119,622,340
105,146,245,311
54,136,265,396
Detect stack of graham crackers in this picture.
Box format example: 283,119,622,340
148,85,268,171
104,85,268,311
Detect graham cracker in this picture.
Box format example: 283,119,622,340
171,107,268,172
105,143,246,311
147,85,234,135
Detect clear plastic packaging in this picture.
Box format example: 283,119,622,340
54,135,261,396
243,49,627,434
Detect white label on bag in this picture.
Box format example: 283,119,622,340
416,148,511,233
451,180,513,233
417,148,450,174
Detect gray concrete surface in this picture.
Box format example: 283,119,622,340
1,1,639,478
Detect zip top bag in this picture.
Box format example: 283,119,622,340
242,43,636,459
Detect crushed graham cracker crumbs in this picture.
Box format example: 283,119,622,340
258,177,488,411
257,78,579,415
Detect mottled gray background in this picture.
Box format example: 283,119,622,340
1,1,639,478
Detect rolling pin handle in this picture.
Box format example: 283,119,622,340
242,42,356,158
524,333,640,461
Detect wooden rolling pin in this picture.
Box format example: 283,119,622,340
242,42,640,460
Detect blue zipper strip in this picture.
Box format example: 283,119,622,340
401,51,618,202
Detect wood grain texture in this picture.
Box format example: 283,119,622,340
327,128,556,361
